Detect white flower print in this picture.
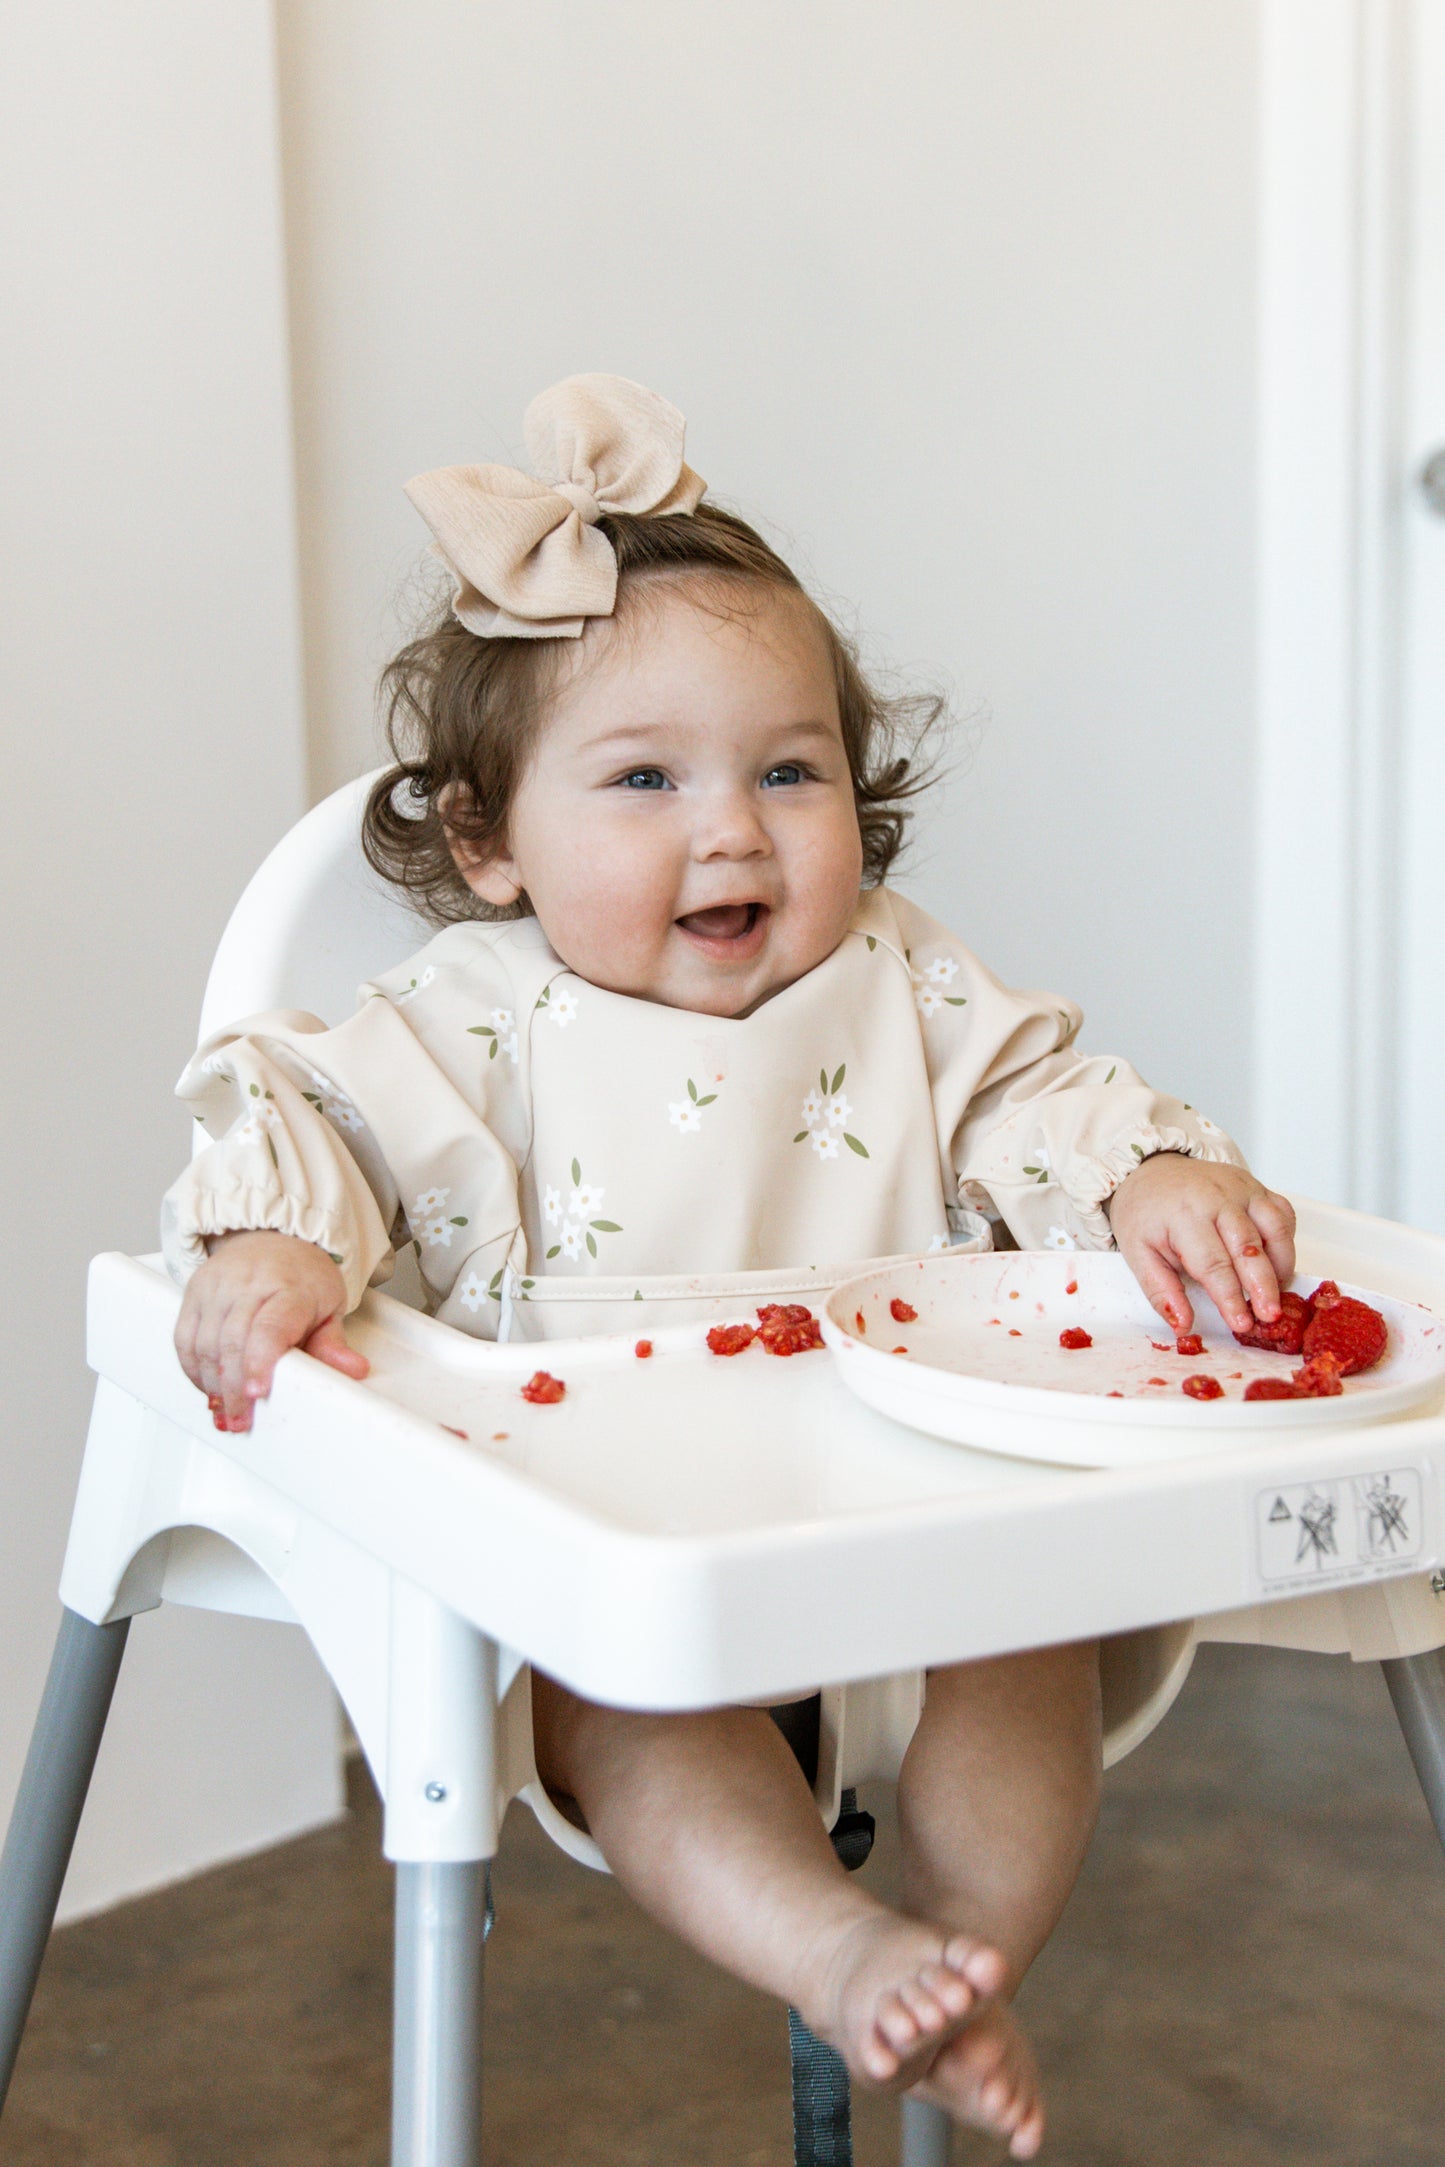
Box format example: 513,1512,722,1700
490,1007,514,1032
467,1010,520,1066
927,1232,951,1253
395,964,436,1005
1194,1114,1224,1139
546,988,580,1029
793,1064,868,1161
667,1077,718,1134
412,1185,468,1252
1022,1140,1052,1184
457,1272,487,1314
910,955,966,1016
543,1157,624,1261
237,1100,280,1145
305,1069,363,1133
1044,1226,1077,1251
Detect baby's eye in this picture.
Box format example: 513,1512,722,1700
616,768,670,791
762,762,808,787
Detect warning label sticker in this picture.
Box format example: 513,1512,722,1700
1255,1468,1424,1593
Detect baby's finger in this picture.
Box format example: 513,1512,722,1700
214,1295,272,1429
1248,1190,1297,1287
241,1290,324,1406
1178,1224,1253,1334
1122,1241,1194,1334
302,1315,370,1381
1219,1209,1281,1322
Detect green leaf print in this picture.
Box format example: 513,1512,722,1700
546,1244,561,1260
830,1065,846,1094
819,1067,828,1095
793,1131,809,1144
687,1078,698,1101
866,935,877,951
590,1220,622,1233
844,1134,869,1158
449,1216,468,1228
586,1232,597,1257
696,1093,716,1107
1106,1065,1117,1084
945,997,966,1008
571,1157,581,1186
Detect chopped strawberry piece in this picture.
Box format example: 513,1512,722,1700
1175,1334,1204,1357
1243,1377,1299,1402
758,1305,824,1356
1234,1290,1310,1357
1310,1280,1342,1311
890,1298,918,1324
854,1310,867,1334
634,1339,653,1358
1106,1389,1124,1398
707,1323,756,1356
1059,1327,1093,1350
438,1422,469,1438
1291,1351,1346,1397
1182,1374,1224,1400
1151,1342,1172,1353
892,1345,909,1354
1008,1327,1022,1337
520,1371,565,1404
1147,1377,1168,1387
1301,1295,1387,1376
1065,1280,1079,1295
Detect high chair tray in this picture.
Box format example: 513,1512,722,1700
81,1199,1445,1711
819,1254,1445,1467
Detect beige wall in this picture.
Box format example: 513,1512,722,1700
277,0,1260,1139
0,2,341,1916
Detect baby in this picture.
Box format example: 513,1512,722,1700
169,375,1295,2156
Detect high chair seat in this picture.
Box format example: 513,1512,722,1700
4,772,1445,2167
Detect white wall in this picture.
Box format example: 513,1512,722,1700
0,3,342,1916
276,0,1260,1141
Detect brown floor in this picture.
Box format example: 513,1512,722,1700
4,1643,1445,2165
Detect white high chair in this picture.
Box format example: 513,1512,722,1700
4,773,1445,2167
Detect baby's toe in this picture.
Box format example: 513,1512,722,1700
918,1960,975,2022
944,1934,1007,1997
874,1990,924,2060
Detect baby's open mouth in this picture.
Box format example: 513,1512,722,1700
675,901,766,943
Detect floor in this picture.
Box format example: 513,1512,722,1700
4,1643,1445,2166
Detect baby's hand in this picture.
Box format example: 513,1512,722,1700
174,1230,370,1432
1106,1154,1296,1336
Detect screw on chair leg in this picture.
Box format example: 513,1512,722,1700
0,1607,131,2112
1381,1648,1445,1857
391,1859,490,2167
900,2094,952,2166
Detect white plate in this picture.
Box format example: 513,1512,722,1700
821,1252,1445,1466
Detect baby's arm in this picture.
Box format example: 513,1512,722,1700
1105,1152,1296,1334
175,1230,370,1431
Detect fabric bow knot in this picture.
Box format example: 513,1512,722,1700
404,373,706,639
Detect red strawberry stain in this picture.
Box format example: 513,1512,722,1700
521,1371,565,1405
1059,1327,1093,1350
890,1298,918,1324
1182,1374,1224,1400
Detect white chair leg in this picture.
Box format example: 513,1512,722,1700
900,2095,951,2166
392,1859,489,2167
1381,1648,1445,1852
0,1607,131,2110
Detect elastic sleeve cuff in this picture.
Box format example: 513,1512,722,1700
1062,1123,1247,1244
160,1188,391,1312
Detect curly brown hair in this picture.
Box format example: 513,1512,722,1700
363,502,942,923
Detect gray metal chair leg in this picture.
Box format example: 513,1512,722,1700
1381,1648,1445,1853
900,2094,952,2166
0,1606,131,2110
392,1859,489,2167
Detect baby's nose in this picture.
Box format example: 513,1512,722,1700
695,793,771,856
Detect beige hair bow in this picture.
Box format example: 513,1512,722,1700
404,374,706,639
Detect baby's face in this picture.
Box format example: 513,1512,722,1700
457,581,864,1016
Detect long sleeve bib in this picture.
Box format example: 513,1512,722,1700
164,887,1243,1339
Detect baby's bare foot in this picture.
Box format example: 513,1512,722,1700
805,1909,1008,2090
913,2004,1044,2160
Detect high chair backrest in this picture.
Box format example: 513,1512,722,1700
200,771,433,1037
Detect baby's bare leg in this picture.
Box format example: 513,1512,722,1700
531,1675,1007,2095
895,1641,1103,2156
